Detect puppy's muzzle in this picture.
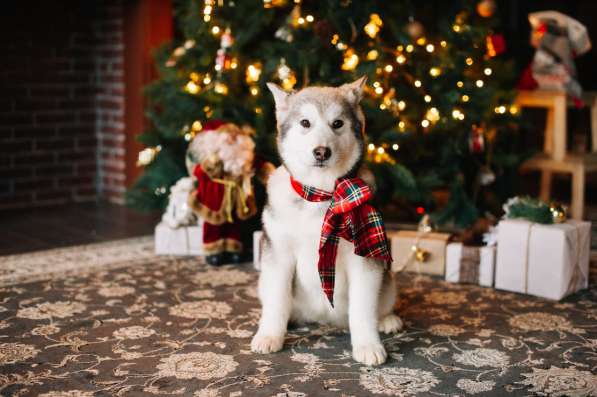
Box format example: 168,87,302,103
313,146,332,162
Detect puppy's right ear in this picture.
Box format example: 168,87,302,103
267,82,290,115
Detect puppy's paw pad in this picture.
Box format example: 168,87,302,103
251,334,284,354
378,314,403,334
353,343,387,366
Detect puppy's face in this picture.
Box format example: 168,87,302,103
268,77,367,187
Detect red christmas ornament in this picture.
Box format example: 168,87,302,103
486,34,506,57
469,126,485,153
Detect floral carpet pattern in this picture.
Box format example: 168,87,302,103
0,238,596,396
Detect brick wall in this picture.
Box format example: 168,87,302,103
95,2,127,204
0,1,126,209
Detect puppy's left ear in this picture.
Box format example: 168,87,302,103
341,75,367,104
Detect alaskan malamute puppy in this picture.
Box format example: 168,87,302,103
251,77,402,365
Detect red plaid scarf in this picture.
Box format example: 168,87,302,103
290,175,392,306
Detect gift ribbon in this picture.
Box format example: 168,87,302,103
459,246,481,284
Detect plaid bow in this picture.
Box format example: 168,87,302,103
290,176,392,306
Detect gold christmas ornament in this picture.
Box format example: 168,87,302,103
550,203,567,224
406,19,424,39
477,0,496,18
276,58,297,90
137,146,161,167
411,244,430,263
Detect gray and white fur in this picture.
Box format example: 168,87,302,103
251,77,402,366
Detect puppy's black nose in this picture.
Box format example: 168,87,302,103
313,146,332,162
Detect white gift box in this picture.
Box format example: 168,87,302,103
495,219,591,300
155,220,203,256
445,243,495,287
253,231,263,270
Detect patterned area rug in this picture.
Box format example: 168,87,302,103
0,238,596,397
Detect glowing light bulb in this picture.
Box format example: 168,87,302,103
406,44,414,53
214,82,229,95
484,67,492,76
509,105,519,115
384,64,393,73
211,26,221,35
392,143,399,150
377,146,385,154
374,86,384,95
367,143,375,152
426,107,440,122
457,81,464,88
414,80,422,88
341,49,359,71
398,121,406,130
476,79,484,88
416,37,426,46
466,57,474,66
297,17,305,25
246,63,262,83
396,54,406,64
185,81,200,94
440,40,447,47
367,50,379,60
453,24,461,32
364,14,383,38
421,119,430,128
429,67,441,77
192,120,203,131
250,86,259,96
425,44,434,53
306,15,314,22
398,100,406,110
462,94,470,102
424,95,431,103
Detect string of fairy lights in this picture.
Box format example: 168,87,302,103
139,0,517,174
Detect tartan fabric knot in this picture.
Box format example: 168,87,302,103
290,175,392,306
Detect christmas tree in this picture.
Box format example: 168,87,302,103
127,0,524,227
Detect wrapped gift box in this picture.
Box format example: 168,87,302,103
388,230,451,275
495,219,591,300
253,230,263,270
445,243,495,287
155,221,203,256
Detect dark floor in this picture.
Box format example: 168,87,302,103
0,202,161,256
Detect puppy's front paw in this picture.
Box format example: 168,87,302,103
353,343,387,366
378,314,403,334
251,333,284,354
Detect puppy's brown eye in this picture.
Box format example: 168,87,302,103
332,120,344,129
300,119,311,128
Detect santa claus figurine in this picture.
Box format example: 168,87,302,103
187,120,273,266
